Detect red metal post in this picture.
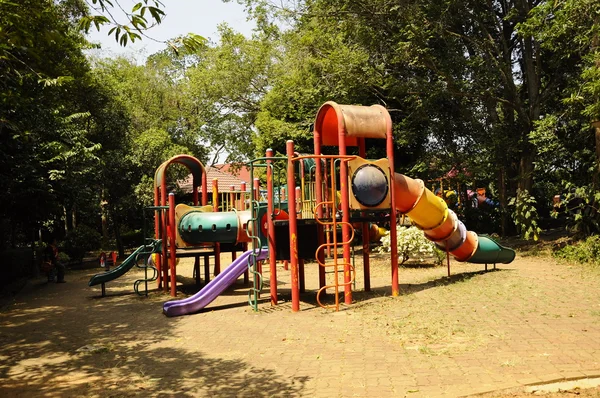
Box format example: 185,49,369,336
287,141,300,312
377,105,399,296
446,240,451,277
241,181,247,210
253,178,260,201
201,170,208,206
266,148,278,305
154,186,162,289
161,179,169,292
313,121,326,289
337,116,352,305
168,193,177,297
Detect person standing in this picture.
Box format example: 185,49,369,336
43,238,66,283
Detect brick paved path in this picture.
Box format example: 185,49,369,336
0,253,599,397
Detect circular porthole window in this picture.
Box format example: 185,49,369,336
351,164,389,207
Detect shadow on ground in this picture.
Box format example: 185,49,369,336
0,272,309,397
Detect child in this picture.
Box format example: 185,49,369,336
43,238,66,283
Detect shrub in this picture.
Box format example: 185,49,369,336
552,183,600,235
63,225,102,263
377,225,443,265
553,235,600,265
509,189,541,241
120,229,143,249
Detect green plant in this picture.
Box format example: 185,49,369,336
552,182,600,235
377,225,442,265
508,189,542,241
553,235,600,265
57,252,71,263
63,225,102,263
120,229,143,249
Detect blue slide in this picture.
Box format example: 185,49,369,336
163,248,268,317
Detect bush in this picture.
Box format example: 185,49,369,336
0,248,34,285
377,225,443,265
509,189,541,241
553,235,600,265
462,202,503,235
552,183,600,235
63,225,102,263
120,229,144,249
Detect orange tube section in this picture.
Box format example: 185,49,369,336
393,173,477,262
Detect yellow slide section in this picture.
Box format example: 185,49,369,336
394,174,478,262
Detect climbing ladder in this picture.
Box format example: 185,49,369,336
133,239,160,296
314,157,356,311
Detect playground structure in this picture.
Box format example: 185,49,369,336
88,157,257,297
89,101,515,316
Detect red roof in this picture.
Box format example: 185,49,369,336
179,165,252,193
214,163,251,183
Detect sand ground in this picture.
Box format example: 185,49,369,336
1,250,600,397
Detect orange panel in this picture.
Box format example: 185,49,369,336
393,173,423,213
423,209,457,241
319,105,359,147
450,231,479,262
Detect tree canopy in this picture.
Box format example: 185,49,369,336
2,0,600,258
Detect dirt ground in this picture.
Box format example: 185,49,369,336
1,240,600,397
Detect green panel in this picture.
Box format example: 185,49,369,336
469,235,516,264
179,211,239,244
253,202,289,247
295,157,318,175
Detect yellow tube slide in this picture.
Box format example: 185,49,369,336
393,173,478,262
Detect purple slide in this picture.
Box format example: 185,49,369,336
163,248,268,317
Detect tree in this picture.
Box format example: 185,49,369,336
80,0,205,51
520,0,600,234
0,0,97,247
89,57,195,255
247,0,600,237
182,25,275,163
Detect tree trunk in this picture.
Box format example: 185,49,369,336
63,206,69,233
498,166,507,236
592,121,600,187
71,206,77,230
592,15,600,187
516,0,541,195
111,206,125,258
101,188,109,248
518,152,534,193
115,224,124,259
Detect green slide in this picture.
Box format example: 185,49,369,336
88,240,161,287
468,235,516,264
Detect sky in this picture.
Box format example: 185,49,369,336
86,0,256,60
